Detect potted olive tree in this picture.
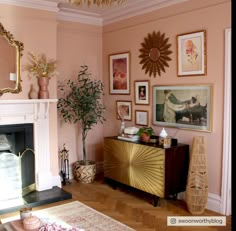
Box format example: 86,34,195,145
57,65,106,183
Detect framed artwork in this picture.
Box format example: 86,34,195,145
116,100,132,121
135,110,148,126
134,80,149,105
153,84,212,132
177,30,207,76
109,52,130,94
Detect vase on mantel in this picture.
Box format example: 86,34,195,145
38,77,49,99
28,84,38,99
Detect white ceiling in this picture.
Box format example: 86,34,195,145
0,0,189,25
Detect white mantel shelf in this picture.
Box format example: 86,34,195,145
0,99,58,104
0,98,61,191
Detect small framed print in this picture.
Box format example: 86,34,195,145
109,52,130,94
177,30,207,76
134,80,149,105
116,100,132,121
135,110,148,126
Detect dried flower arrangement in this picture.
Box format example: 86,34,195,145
24,52,57,79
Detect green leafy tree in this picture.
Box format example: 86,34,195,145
57,65,106,164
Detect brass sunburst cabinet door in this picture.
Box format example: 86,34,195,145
104,138,165,197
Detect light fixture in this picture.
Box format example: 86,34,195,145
65,0,125,7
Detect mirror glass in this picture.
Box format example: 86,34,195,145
0,22,24,96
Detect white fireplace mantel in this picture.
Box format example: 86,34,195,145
0,99,60,191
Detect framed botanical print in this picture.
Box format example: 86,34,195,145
134,80,149,105
109,52,130,95
135,110,148,126
177,30,207,76
116,100,132,121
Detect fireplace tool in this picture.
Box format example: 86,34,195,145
59,144,70,185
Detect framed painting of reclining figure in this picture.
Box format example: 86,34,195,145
153,84,212,132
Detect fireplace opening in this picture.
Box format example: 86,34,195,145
0,123,35,209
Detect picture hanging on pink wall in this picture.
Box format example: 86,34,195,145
109,52,130,95
177,30,207,76
153,84,212,132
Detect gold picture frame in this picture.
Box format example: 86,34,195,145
177,30,207,76
153,84,212,132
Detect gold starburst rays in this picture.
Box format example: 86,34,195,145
139,31,172,77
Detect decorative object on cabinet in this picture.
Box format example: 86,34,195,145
153,84,212,132
57,65,106,183
177,30,207,76
137,126,154,143
116,100,132,121
0,22,24,96
104,137,189,206
135,110,148,126
134,80,149,105
109,51,130,95
139,31,172,77
186,136,208,215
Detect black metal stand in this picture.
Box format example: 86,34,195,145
59,144,71,185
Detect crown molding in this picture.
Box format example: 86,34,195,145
0,0,189,26
57,5,103,26
0,0,58,12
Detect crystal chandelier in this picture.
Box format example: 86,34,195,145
66,0,125,7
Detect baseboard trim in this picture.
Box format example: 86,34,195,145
178,191,222,214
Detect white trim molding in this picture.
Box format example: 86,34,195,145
220,27,231,216
0,99,61,191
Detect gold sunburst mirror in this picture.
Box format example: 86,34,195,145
139,31,172,77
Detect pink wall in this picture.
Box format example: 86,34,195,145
102,0,231,196
0,0,231,199
57,21,104,165
0,5,59,177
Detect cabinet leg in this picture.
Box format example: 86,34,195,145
153,195,159,207
173,193,178,200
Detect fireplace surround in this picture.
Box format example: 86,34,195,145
0,99,61,192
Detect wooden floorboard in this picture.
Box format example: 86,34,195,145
0,174,232,230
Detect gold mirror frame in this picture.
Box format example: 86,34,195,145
0,22,24,96
139,31,172,77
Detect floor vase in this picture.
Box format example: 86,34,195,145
186,136,208,215
38,77,49,99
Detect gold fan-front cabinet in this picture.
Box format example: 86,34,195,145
103,137,189,206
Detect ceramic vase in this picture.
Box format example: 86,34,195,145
38,77,49,99
28,84,38,99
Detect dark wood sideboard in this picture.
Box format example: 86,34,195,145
103,136,190,206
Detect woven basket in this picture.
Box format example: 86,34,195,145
186,136,208,215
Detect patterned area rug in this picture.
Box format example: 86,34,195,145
1,201,135,231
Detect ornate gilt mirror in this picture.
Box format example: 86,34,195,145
0,22,24,96
139,31,172,77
